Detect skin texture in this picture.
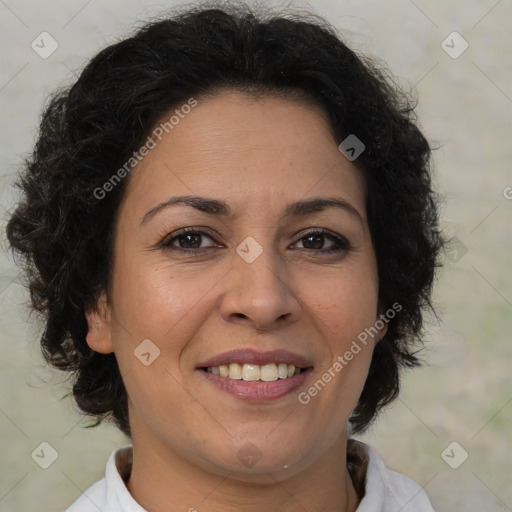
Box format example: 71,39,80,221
86,91,387,512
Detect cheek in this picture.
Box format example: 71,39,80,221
301,260,379,402
107,255,209,425
305,261,379,343
111,255,220,341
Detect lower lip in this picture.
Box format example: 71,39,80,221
199,368,313,402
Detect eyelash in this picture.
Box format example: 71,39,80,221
161,227,351,255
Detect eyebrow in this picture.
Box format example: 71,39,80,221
140,195,364,226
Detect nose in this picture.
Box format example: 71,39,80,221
219,246,302,331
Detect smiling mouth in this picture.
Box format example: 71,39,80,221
197,349,314,400
200,363,309,382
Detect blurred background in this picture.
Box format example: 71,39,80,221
0,1,510,511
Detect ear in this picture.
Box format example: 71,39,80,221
374,304,389,345
376,317,388,344
85,291,114,354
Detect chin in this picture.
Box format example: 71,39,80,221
196,434,320,482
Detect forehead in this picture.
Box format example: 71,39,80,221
121,91,366,219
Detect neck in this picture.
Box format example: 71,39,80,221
126,433,360,512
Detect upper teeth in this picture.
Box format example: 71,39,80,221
207,363,301,381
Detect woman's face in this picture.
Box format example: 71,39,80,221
87,91,386,480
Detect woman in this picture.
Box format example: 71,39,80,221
6,3,443,511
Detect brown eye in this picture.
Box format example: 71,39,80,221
293,230,350,254
162,228,220,252
302,233,325,250
175,233,203,249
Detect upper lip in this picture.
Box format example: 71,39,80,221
197,349,313,369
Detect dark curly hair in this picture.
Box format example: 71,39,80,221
6,2,443,437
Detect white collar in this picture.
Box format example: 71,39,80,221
67,441,435,511
352,441,435,511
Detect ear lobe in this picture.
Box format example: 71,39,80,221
374,308,389,346
376,320,388,344
85,292,114,354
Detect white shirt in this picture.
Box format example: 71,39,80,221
66,441,435,511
